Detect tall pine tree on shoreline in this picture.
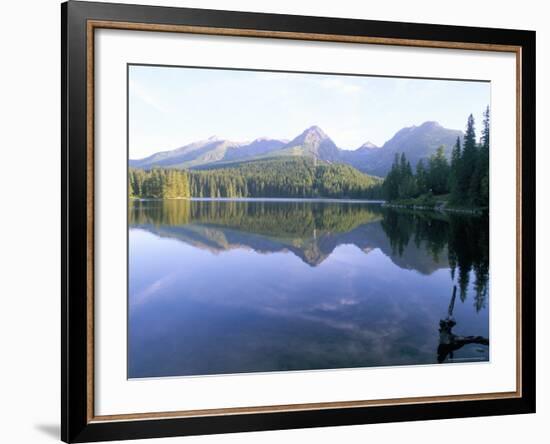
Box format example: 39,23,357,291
381,108,490,208
449,136,462,202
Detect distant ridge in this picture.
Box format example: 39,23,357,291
130,122,463,176
351,122,463,176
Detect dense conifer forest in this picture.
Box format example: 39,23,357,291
129,157,383,200
382,108,490,208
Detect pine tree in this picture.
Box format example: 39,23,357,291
400,153,411,177
427,146,450,195
478,106,490,207
383,153,401,200
460,114,478,204
449,136,462,203
416,159,428,195
468,107,490,207
397,153,415,198
481,105,490,150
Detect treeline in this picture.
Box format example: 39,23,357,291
383,107,490,207
129,157,383,200
129,168,190,199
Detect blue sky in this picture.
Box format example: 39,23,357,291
129,65,490,159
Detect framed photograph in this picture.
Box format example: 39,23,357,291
61,1,535,442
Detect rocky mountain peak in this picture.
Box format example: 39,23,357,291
357,141,379,151
296,125,329,144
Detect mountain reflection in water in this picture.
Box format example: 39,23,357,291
128,199,489,378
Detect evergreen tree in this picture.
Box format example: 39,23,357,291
460,114,478,203
400,153,411,177
415,159,428,195
449,136,462,203
398,153,416,198
481,105,490,150
380,108,489,209
383,153,401,200
467,107,490,208
427,146,450,195
478,106,490,206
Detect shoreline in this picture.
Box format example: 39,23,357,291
382,202,486,215
130,197,386,204
130,197,485,214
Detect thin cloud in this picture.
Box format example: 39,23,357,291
129,78,169,114
256,72,362,94
317,77,362,94
132,273,176,306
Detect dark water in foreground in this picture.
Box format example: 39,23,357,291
128,199,489,378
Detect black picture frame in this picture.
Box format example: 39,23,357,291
62,1,536,442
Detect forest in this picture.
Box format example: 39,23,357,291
129,157,383,200
382,107,490,208
129,108,489,209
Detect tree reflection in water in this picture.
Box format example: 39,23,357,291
130,200,489,310
380,208,489,311
379,210,490,363
437,286,489,363
129,199,489,371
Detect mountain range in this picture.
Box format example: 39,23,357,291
130,122,463,177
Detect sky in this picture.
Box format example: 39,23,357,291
129,65,490,160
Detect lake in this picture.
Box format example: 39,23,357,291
128,198,489,378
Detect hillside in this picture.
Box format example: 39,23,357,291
130,137,287,170
129,156,383,200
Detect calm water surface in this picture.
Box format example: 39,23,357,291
128,199,489,378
